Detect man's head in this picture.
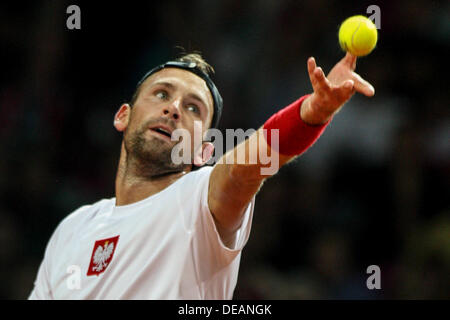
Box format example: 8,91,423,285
114,53,220,177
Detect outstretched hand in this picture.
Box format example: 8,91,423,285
300,52,375,125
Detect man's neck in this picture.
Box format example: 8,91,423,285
114,143,190,206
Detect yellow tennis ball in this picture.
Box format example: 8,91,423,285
339,15,378,57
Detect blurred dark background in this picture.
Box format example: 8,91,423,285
0,0,449,299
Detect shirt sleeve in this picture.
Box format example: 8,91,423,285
28,260,52,299
28,224,61,300
189,166,255,277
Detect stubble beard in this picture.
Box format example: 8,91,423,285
124,119,187,179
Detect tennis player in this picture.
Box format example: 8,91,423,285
29,52,374,299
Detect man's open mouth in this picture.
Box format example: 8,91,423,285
148,125,173,141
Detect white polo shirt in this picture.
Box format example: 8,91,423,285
28,166,255,299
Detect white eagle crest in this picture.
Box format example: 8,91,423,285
92,241,114,272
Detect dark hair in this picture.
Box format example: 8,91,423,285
129,53,215,112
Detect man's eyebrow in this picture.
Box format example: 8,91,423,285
151,81,176,90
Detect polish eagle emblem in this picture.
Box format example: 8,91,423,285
87,236,120,276
92,241,115,272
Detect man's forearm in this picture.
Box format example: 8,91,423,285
207,53,375,246
208,95,328,238
208,128,282,238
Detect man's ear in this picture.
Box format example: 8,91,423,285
114,104,131,132
193,142,215,167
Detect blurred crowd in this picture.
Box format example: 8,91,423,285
0,0,448,299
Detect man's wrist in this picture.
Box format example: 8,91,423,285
300,94,333,125
263,94,330,156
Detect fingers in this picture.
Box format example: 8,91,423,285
352,72,375,97
342,79,355,96
334,79,355,101
341,53,374,96
307,56,375,111
314,67,330,92
342,52,357,70
307,56,316,75
307,57,331,93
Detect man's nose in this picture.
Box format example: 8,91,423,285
162,97,181,121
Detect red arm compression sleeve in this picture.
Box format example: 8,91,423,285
263,95,331,156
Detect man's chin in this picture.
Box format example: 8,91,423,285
126,132,190,176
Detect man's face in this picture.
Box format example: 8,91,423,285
122,68,214,176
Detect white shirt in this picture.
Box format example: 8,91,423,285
28,166,255,299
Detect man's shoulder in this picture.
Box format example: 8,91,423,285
59,198,114,229
43,198,114,247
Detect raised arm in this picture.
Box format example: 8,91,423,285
208,53,375,246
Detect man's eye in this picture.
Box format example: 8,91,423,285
186,104,200,114
156,91,168,99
